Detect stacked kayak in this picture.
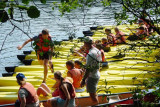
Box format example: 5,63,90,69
0,24,160,106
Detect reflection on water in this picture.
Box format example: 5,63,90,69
0,1,122,76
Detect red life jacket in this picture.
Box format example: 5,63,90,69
68,68,83,88
59,79,76,100
36,34,52,53
18,82,38,104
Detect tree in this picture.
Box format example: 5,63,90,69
113,0,160,34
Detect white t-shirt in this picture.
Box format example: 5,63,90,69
86,47,102,78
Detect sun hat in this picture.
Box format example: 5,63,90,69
84,36,93,44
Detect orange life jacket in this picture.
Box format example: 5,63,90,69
68,68,83,88
107,33,117,46
59,79,76,100
100,49,105,62
18,82,38,104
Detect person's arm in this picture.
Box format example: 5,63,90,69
17,39,32,50
80,54,91,87
20,97,26,107
61,83,71,107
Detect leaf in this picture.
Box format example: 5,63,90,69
17,5,28,10
40,0,46,4
0,10,9,23
27,6,40,18
0,2,6,9
22,0,30,5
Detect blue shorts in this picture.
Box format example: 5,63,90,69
51,97,75,107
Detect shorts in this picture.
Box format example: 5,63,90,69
51,97,75,107
86,77,99,93
75,88,85,93
38,52,50,60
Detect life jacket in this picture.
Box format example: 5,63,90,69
116,31,126,43
36,34,52,53
18,82,38,104
107,33,116,46
68,68,83,88
59,78,76,100
100,49,105,62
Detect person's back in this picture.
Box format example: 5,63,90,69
86,47,102,78
68,68,83,88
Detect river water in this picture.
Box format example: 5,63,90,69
0,0,122,76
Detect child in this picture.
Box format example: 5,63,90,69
101,38,111,52
66,60,84,92
105,28,117,46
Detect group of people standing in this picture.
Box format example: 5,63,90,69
16,29,102,107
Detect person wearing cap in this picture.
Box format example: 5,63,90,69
16,73,39,107
17,29,54,83
81,36,102,106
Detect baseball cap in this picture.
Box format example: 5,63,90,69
16,73,26,80
84,36,93,44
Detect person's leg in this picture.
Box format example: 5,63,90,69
37,54,44,65
49,59,54,73
89,92,99,105
47,98,57,107
37,87,49,96
43,59,49,83
40,83,51,93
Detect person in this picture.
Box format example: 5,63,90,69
101,37,111,52
105,28,117,46
81,36,102,106
47,71,76,107
74,60,83,69
66,60,84,92
114,27,126,44
95,43,105,62
127,26,148,41
17,29,54,83
16,73,39,107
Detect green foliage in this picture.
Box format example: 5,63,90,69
17,5,28,10
40,0,46,4
22,0,31,5
0,10,9,22
97,79,115,94
0,2,6,9
27,6,40,18
101,0,111,7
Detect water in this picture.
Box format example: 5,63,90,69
0,1,122,77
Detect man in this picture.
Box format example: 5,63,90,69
80,36,102,106
16,73,39,107
17,29,54,83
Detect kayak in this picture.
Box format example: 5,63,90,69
0,92,133,106
0,24,159,106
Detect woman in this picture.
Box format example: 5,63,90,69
47,71,76,107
